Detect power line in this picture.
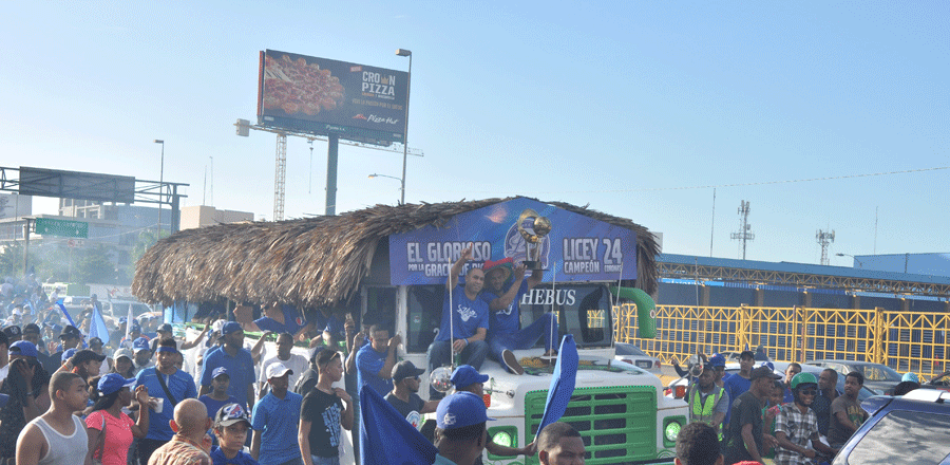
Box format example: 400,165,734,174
415,165,950,195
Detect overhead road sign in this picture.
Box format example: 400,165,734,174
35,218,88,238
18,167,136,204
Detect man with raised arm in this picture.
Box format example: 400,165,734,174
480,259,555,375
426,245,489,399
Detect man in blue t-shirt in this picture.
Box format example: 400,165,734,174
134,337,199,465
723,350,755,427
200,322,256,411
356,325,401,396
426,245,490,398
251,363,303,465
480,258,555,375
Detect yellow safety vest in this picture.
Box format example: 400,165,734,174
690,386,725,435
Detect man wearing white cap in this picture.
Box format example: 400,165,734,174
258,333,308,398
252,363,303,465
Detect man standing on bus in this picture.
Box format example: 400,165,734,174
426,245,489,399
480,258,556,375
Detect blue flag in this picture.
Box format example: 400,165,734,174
535,334,579,440
88,306,110,345
360,385,437,465
55,299,78,329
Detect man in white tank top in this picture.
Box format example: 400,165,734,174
15,371,90,465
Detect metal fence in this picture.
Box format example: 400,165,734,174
614,304,950,380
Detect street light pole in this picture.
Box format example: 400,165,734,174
155,139,164,234
836,252,864,268
368,174,402,203
396,48,412,205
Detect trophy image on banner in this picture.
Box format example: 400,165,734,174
517,208,552,270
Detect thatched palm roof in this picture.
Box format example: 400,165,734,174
132,198,660,308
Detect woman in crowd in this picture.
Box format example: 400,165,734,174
85,373,151,465
112,348,137,378
0,348,50,465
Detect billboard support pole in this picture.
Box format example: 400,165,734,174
326,134,339,216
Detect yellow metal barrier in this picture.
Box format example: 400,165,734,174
616,304,950,381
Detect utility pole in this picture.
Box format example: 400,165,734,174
730,200,755,260
816,229,835,265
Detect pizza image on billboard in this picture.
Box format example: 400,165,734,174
263,54,345,116
258,50,409,144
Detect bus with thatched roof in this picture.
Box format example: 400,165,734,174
134,196,687,465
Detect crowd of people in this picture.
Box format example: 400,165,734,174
0,261,579,465
678,349,924,465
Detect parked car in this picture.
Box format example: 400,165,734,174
101,299,155,319
834,389,950,465
613,342,662,374
666,361,877,402
804,359,903,394
921,371,950,392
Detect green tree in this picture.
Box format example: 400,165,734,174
131,229,169,268
0,243,24,277
74,244,115,284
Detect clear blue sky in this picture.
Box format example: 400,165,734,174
1,1,947,266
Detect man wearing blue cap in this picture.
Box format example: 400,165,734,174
200,322,255,412
451,366,536,463
708,354,727,386
133,336,155,375
199,367,240,426
134,337,199,465
434,391,493,465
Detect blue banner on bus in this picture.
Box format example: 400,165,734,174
388,197,637,285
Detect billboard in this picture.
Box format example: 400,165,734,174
257,50,408,145
389,197,638,286
19,167,136,204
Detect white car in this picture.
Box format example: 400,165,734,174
613,342,663,374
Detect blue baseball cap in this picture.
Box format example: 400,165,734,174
222,322,242,336
61,348,78,363
436,391,494,430
212,367,229,379
132,337,151,353
157,323,174,333
451,365,489,390
709,354,726,368
10,340,38,358
98,373,136,396
902,372,920,383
